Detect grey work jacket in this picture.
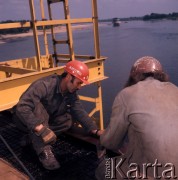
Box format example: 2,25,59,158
15,74,97,132
101,77,178,177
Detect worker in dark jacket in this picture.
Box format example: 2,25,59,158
13,60,102,170
96,56,178,179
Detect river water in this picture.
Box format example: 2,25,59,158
1,20,178,125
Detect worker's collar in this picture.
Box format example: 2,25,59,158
145,77,154,81
56,75,68,96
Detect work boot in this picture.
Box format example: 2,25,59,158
38,145,60,170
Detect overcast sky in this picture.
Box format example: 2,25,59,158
0,0,178,21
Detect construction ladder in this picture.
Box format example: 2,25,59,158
47,0,75,64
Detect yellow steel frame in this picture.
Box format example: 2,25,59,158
0,0,107,129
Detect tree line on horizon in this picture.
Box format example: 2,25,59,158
143,12,178,20
99,12,178,22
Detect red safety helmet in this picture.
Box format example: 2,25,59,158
65,60,89,84
131,56,163,77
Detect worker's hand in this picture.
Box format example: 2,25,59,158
91,129,105,138
34,126,57,145
96,129,105,136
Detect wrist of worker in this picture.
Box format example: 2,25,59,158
91,129,101,137
34,124,44,132
95,129,100,136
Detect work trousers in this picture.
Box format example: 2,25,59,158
13,103,72,155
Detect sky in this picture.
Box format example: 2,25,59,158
0,0,178,21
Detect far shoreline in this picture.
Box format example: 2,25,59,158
0,24,102,45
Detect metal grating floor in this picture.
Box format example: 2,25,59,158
0,111,99,180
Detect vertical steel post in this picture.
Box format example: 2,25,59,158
47,0,58,66
63,0,75,60
92,0,101,58
97,81,104,130
40,0,49,56
29,0,42,71
92,0,104,129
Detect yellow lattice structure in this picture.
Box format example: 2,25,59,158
0,0,107,129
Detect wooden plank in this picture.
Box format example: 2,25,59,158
0,158,29,180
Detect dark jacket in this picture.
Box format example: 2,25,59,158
15,74,97,132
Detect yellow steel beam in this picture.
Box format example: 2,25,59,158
56,54,105,60
85,59,107,83
0,22,31,30
0,18,92,30
35,18,92,26
0,55,53,72
0,65,37,74
79,95,96,103
80,82,105,130
88,107,98,117
0,59,107,112
0,67,62,111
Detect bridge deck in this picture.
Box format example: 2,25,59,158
0,111,100,180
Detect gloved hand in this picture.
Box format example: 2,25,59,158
35,126,57,145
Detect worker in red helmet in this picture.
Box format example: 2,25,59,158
13,60,103,170
125,56,168,87
96,56,178,179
